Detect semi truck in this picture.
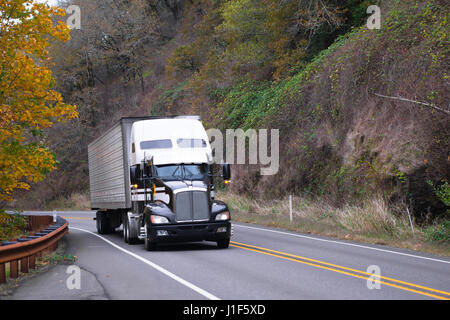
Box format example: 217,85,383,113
87,116,232,250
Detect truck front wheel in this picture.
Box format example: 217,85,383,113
217,239,230,249
144,223,157,251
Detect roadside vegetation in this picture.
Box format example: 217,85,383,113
3,0,448,253
38,192,91,212
0,211,28,242
0,1,77,202
218,190,449,256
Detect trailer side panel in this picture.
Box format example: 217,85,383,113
88,123,128,209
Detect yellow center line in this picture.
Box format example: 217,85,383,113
231,240,450,297
230,242,449,300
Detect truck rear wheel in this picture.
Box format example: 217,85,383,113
123,218,137,244
123,218,129,243
96,211,114,234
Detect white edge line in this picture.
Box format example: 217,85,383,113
70,227,220,300
233,224,450,265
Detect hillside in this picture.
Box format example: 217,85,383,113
10,0,449,240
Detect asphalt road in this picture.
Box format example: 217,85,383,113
5,211,450,300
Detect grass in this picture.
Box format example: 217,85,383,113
2,252,75,281
39,253,77,265
43,192,91,211
217,190,450,257
9,191,91,212
424,220,450,243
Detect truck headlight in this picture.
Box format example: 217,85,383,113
151,215,169,224
215,212,230,221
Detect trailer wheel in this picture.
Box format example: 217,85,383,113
96,211,113,234
217,239,230,249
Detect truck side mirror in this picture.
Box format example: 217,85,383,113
222,163,231,181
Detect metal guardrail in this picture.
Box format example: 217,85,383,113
27,215,54,232
0,216,68,284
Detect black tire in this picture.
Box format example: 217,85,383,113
128,223,137,245
96,211,114,234
217,239,230,249
123,215,138,244
123,218,129,243
144,223,157,251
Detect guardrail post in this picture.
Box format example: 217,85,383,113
0,263,5,284
27,216,32,230
20,257,29,274
10,260,18,278
29,216,35,231
29,255,36,270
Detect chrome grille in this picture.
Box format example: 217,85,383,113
175,190,209,222
192,191,209,221
175,192,191,222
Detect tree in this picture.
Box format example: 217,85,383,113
215,0,272,76
0,0,77,201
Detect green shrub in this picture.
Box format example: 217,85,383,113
151,81,188,115
424,220,450,242
427,180,450,207
0,210,28,242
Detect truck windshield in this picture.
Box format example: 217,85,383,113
140,140,172,149
154,164,208,181
177,139,207,148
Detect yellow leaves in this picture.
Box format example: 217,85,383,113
0,142,58,200
0,104,13,127
0,0,78,201
52,6,67,17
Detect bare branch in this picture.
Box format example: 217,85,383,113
373,93,450,116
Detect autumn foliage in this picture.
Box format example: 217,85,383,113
0,0,77,201
9,0,447,225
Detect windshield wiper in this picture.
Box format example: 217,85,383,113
169,165,184,180
156,165,203,183
183,166,196,178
